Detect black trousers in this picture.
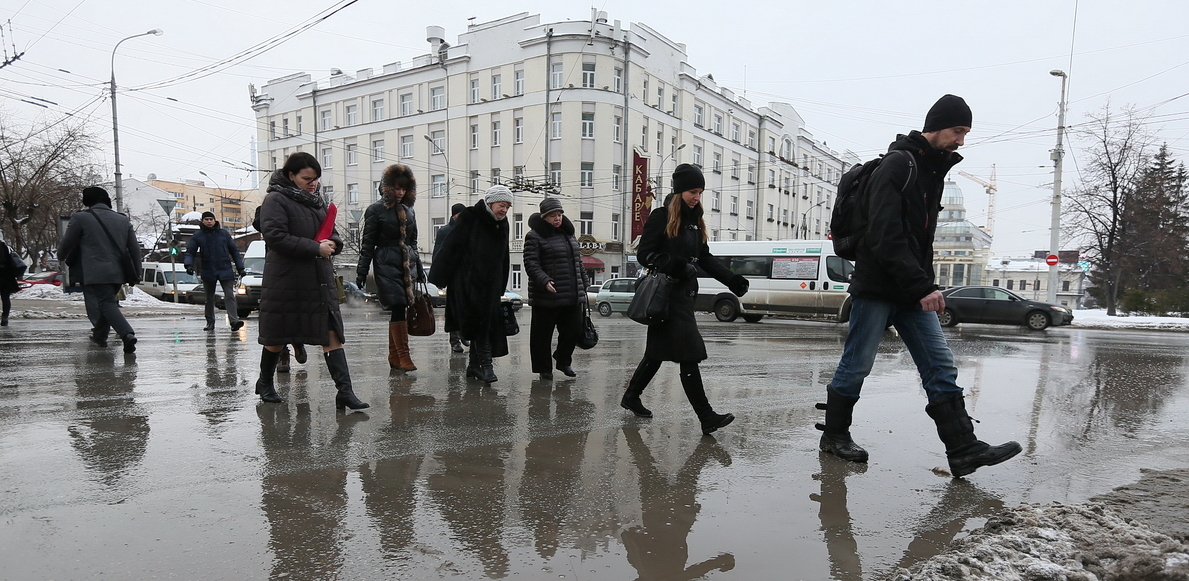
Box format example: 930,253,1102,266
83,284,134,339
529,302,582,373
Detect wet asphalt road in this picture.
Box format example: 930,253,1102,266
1,306,1187,580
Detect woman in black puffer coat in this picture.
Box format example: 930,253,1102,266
357,164,424,372
523,197,588,380
253,152,368,411
620,164,749,435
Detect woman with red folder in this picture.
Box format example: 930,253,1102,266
252,152,368,411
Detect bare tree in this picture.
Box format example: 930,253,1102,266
0,116,102,270
1064,105,1153,315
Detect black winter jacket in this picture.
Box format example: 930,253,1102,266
523,213,587,309
428,201,511,357
848,131,961,305
357,200,423,310
184,222,245,282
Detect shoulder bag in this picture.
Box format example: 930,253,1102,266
87,209,139,285
501,300,520,336
406,281,436,336
576,304,598,349
626,271,675,325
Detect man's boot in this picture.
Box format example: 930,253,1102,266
391,321,416,371
276,346,291,373
620,357,660,418
449,330,464,353
815,388,869,462
255,347,283,403
680,364,733,435
475,340,497,383
926,393,1021,477
324,348,369,411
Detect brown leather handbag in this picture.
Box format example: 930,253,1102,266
406,281,436,336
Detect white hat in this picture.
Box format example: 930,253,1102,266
483,185,514,206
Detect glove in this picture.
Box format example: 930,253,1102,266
185,267,194,276
356,277,367,289
237,268,246,278
728,274,749,297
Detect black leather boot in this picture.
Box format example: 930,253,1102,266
815,388,869,462
255,347,283,403
276,346,291,373
474,340,497,383
620,357,660,418
681,363,734,434
926,393,1021,477
324,348,369,411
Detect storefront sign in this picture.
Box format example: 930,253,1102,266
631,152,651,241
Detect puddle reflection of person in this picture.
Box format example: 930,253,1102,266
69,350,147,487
810,455,869,581
621,427,735,581
258,403,366,579
891,479,1004,572
196,334,243,429
519,380,595,557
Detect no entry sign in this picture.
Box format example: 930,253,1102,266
1045,254,1059,266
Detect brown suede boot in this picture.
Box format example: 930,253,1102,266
390,321,416,371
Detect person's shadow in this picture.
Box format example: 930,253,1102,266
621,427,735,581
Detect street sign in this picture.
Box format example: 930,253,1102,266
1045,254,1059,266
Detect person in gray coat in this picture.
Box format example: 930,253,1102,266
57,186,142,353
252,152,367,411
523,197,588,380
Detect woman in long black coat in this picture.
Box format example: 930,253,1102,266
429,185,513,383
620,164,749,435
357,164,423,372
523,197,588,380
0,236,21,326
253,151,368,411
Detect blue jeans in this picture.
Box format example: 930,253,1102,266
828,296,960,403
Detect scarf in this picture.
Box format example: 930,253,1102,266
267,170,326,210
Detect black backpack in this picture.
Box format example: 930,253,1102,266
829,149,916,260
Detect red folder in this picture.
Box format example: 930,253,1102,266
315,203,337,241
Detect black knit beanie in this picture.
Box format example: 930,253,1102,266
201,211,216,220
450,203,467,216
82,186,111,208
923,94,972,133
671,163,705,194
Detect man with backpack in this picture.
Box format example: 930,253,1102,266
818,95,1021,478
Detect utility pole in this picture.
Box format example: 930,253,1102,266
1048,70,1068,304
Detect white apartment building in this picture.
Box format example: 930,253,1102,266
250,11,856,289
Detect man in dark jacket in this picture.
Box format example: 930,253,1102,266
58,186,142,353
434,202,468,352
819,95,1021,478
185,211,246,331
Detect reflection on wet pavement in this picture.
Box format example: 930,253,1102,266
0,314,1187,579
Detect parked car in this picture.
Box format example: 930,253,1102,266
18,271,64,289
938,286,1074,330
595,277,638,317
407,284,519,310
502,289,524,311
586,284,602,306
342,281,376,306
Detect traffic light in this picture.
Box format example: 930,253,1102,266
168,240,180,256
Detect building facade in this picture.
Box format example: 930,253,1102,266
987,257,1087,308
933,180,992,288
250,12,856,288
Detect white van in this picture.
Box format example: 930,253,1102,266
137,261,201,302
693,240,854,323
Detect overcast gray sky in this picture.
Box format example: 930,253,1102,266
3,0,1187,256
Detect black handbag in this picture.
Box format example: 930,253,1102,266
577,305,598,349
627,271,675,325
501,301,520,336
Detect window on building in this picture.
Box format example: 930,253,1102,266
747,165,755,183
514,69,524,95
656,129,663,154
767,204,775,220
671,93,677,114
613,115,622,142
580,162,594,187
270,121,277,139
692,145,703,167
491,168,501,185
550,61,564,89
694,104,704,127
320,109,332,130
281,118,289,137
430,130,445,153
431,174,446,197
470,170,480,192
656,86,664,108
470,124,478,149
1062,280,1070,292
550,162,562,185
492,121,501,146
321,185,333,202
640,123,648,151
612,165,622,191
782,208,789,223
580,211,594,235
612,213,620,239
582,112,594,138
513,213,524,239
400,135,413,158
373,181,381,202
769,169,777,187
731,122,740,142
345,104,358,126
511,264,522,290
748,130,756,148
746,200,754,219
711,229,719,241
372,99,384,121
346,143,358,165
514,117,524,143
713,152,722,173
551,112,562,139
372,139,384,161
470,78,480,103
321,147,333,168
432,217,445,240
1006,279,1014,290
730,196,738,215
347,183,359,205
430,87,445,110
731,160,740,179
613,67,623,93
399,93,412,116
713,114,723,134
711,190,720,211
582,63,595,88
1020,280,1028,291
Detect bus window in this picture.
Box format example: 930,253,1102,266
728,256,769,277
826,256,854,283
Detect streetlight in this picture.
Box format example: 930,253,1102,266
198,171,225,222
1048,69,1068,304
654,143,687,207
799,199,827,240
111,28,164,214
424,134,451,212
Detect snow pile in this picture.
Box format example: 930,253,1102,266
13,285,83,302
889,502,1189,581
1072,310,1189,332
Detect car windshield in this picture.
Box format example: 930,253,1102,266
162,271,199,284
243,258,265,275
25,271,55,281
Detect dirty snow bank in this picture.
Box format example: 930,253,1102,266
1073,309,1189,332
889,502,1189,580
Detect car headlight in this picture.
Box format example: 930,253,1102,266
237,284,247,295
1049,306,1066,313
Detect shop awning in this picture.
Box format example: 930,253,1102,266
581,256,605,270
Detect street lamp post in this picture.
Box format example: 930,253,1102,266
424,134,451,216
198,171,226,222
111,28,163,215
799,199,827,240
654,143,687,207
1048,69,1068,304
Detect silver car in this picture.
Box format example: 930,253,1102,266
595,278,638,317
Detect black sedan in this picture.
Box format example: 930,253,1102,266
938,286,1074,330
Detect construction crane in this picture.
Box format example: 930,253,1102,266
958,164,997,239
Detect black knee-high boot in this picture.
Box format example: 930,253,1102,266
324,348,369,411
815,387,868,462
925,393,1020,477
255,347,283,403
680,363,734,435
621,357,661,417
